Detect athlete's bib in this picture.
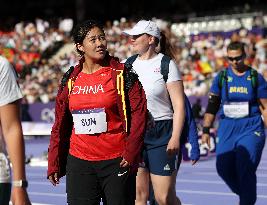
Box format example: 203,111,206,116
72,108,107,134
223,102,249,118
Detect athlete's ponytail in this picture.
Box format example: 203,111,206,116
158,31,177,62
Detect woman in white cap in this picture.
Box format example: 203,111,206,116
123,20,198,205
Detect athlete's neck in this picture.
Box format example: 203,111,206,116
82,56,109,74
138,50,158,60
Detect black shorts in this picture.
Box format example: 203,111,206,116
66,154,136,205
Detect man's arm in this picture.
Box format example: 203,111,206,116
201,93,221,148
201,113,216,148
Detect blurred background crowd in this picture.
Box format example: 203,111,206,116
1,0,267,105
1,15,267,104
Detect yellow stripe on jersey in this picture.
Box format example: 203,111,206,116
68,78,75,95
116,70,127,132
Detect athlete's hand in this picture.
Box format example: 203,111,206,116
201,133,210,149
166,137,180,156
120,158,129,167
48,172,60,186
11,187,31,205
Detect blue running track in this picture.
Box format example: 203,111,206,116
24,136,267,205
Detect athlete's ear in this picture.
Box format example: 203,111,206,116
76,43,84,53
148,36,156,46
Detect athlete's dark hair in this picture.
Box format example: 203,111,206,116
72,20,104,56
227,41,246,55
157,31,177,62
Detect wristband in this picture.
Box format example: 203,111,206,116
202,127,210,135
12,180,28,188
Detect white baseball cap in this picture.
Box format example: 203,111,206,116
123,20,161,39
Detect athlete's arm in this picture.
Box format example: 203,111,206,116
201,92,220,149
201,113,216,149
166,80,185,156
0,100,31,205
259,98,267,127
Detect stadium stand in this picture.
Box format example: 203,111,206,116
0,13,267,105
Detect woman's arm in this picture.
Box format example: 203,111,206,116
166,81,185,156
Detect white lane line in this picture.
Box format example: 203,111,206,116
181,165,216,169
176,179,267,187
27,166,267,176
28,193,192,205
29,181,66,186
257,167,267,171
32,204,53,205
189,171,267,178
27,173,47,177
10,203,53,205
28,192,66,197
181,165,267,171
28,179,267,187
27,180,267,190
146,203,193,205
176,189,267,199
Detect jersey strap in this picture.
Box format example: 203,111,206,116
125,54,172,83
218,69,227,89
160,55,171,83
218,68,258,101
219,68,258,89
124,54,138,68
250,68,258,89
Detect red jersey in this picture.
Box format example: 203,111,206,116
68,67,125,161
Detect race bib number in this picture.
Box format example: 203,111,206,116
223,102,249,118
72,108,107,134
